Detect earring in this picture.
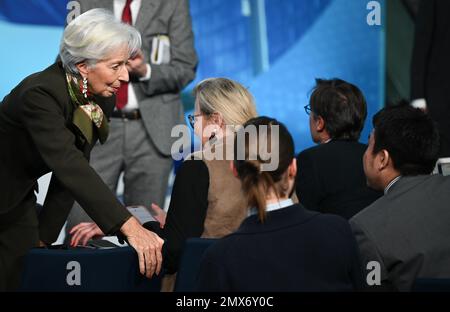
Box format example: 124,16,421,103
82,77,88,98
209,128,218,144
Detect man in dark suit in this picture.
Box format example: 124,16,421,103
350,105,450,291
67,0,198,232
295,79,382,219
0,10,163,291
411,0,450,157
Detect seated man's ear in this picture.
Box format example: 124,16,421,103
314,115,326,132
377,149,391,171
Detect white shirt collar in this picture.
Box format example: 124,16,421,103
384,175,402,195
248,198,294,217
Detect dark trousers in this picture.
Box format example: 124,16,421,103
0,194,39,291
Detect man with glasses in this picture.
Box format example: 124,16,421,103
295,78,382,219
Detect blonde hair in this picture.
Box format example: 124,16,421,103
193,78,258,127
60,9,141,75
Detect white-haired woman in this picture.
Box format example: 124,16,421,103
0,9,163,291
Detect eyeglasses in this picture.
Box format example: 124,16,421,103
304,104,312,115
188,113,203,128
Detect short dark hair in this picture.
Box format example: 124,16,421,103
372,103,440,175
310,78,367,140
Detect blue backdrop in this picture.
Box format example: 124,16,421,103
0,0,385,153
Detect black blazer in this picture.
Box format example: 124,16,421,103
0,62,131,242
196,204,364,292
411,0,450,156
295,140,382,219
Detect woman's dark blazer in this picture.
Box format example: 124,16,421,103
197,204,365,292
0,62,131,243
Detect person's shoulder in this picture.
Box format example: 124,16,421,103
426,173,450,186
20,63,66,96
296,144,320,166
278,204,347,232
416,174,450,200
28,62,64,82
349,195,386,229
297,140,358,158
298,143,322,157
296,142,342,166
202,235,236,262
348,141,369,154
299,211,357,246
312,212,351,232
440,174,450,187
178,156,209,179
13,63,67,108
312,140,368,163
325,140,367,153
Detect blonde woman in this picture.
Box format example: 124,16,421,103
70,78,258,289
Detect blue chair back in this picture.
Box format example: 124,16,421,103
20,246,161,292
174,238,217,292
412,278,450,292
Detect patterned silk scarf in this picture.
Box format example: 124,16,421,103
66,73,109,144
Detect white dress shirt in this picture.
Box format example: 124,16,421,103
384,175,402,195
248,198,294,217
113,0,151,111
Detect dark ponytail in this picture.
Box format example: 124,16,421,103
234,117,295,222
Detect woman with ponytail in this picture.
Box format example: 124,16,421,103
197,117,364,291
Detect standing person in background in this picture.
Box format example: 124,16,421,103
295,78,382,219
411,0,450,157
67,0,198,232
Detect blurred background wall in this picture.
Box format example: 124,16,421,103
1,0,394,204
0,0,388,149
